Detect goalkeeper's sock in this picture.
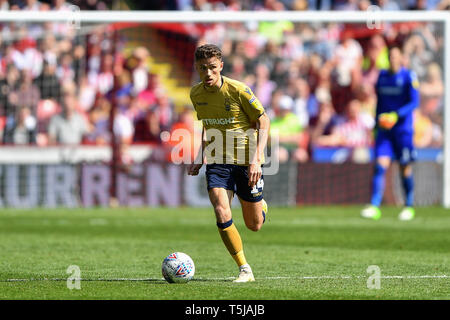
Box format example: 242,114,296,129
217,219,247,267
402,174,414,207
370,163,387,207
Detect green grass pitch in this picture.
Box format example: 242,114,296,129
0,206,449,300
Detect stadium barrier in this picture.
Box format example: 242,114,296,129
0,146,441,208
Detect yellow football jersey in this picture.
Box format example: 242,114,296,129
190,76,265,165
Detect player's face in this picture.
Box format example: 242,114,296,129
389,48,403,72
195,56,223,88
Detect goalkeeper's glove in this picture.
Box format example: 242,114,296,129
378,111,398,130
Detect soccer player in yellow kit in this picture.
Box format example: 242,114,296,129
187,44,270,282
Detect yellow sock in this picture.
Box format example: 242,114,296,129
217,221,248,267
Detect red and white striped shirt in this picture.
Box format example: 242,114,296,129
333,115,374,147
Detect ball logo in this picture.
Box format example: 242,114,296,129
176,262,192,276
176,265,187,276
166,253,178,260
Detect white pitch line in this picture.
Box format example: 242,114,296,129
3,278,163,282
2,275,449,282
264,275,450,279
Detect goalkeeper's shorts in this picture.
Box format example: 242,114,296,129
375,130,416,165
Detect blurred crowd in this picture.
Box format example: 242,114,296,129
0,0,186,155
153,0,450,10
0,0,446,165
199,18,445,162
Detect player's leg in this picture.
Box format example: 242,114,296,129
371,156,391,207
208,187,253,282
362,132,392,219
222,165,268,282
232,197,266,283
209,187,247,264
205,164,252,281
397,134,416,221
400,164,414,208
239,198,266,232
232,165,267,231
362,156,391,220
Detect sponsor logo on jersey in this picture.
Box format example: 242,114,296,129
378,86,403,95
202,117,236,125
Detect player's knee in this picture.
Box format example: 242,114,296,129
245,220,262,232
246,224,261,232
375,163,387,175
376,158,390,169
214,205,231,222
400,164,413,177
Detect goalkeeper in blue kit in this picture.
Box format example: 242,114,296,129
361,47,420,221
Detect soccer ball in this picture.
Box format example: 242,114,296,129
161,252,195,283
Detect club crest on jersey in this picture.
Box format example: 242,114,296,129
224,98,231,111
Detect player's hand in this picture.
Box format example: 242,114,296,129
248,163,262,188
187,163,203,176
378,112,398,130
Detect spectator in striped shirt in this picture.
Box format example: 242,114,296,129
315,99,374,148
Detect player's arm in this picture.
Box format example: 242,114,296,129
248,112,270,187
187,93,205,176
396,71,420,118
187,126,205,176
374,78,392,130
239,86,269,187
